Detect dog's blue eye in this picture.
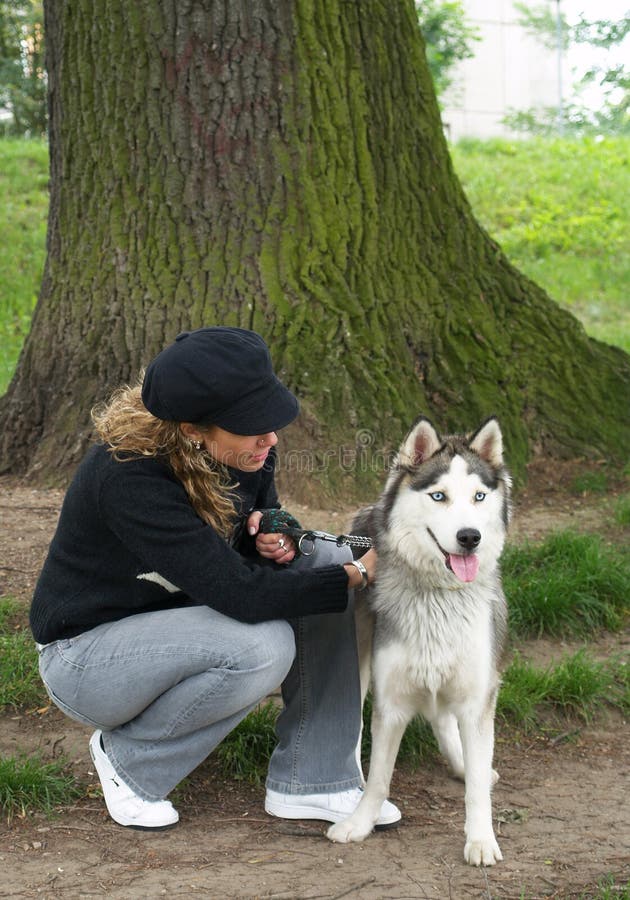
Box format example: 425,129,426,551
475,491,487,502
429,491,446,502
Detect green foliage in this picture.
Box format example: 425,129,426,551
0,753,81,822
214,701,280,784
503,531,630,639
498,651,628,729
580,875,630,900
0,598,46,708
503,101,629,138
570,470,609,495
451,137,630,352
213,692,439,783
511,5,629,136
614,494,630,526
497,653,553,730
0,1,46,136
0,595,23,627
416,0,480,96
516,3,629,52
0,137,48,394
361,693,438,769
514,1,569,51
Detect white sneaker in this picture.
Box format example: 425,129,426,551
265,787,401,828
89,731,179,830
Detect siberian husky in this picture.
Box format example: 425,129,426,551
328,416,511,866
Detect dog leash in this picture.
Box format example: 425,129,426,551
294,529,373,556
258,509,373,556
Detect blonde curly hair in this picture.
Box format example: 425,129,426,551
91,376,238,538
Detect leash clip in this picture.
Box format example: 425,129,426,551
296,529,374,556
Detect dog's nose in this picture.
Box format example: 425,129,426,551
456,528,481,550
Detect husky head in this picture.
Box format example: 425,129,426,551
379,417,511,587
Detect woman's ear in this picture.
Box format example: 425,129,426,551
179,422,203,442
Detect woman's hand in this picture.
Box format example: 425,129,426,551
344,547,377,591
246,511,297,565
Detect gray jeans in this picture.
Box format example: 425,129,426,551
37,542,363,802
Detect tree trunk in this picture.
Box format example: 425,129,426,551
1,0,628,500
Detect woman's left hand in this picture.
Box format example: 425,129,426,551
246,511,297,564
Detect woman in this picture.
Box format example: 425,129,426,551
31,326,400,830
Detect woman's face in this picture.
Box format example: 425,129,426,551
185,424,278,472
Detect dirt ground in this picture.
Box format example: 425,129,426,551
0,461,629,900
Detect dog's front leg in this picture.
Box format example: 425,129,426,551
327,703,408,844
458,704,502,866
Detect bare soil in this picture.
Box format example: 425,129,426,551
1,461,628,900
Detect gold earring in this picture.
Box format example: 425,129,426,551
193,440,202,451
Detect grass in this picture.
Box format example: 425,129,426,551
0,597,47,709
214,700,281,784
614,494,630,526
0,138,48,393
502,531,630,639
361,693,439,768
498,650,628,731
0,595,24,628
579,875,630,900
0,753,82,823
451,136,630,353
570,470,610,495
0,599,82,823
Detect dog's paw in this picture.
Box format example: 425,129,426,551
464,836,503,866
327,818,373,844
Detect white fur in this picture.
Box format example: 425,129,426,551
328,418,510,867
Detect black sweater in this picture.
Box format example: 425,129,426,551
30,444,349,643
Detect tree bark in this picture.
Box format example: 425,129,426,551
1,0,628,499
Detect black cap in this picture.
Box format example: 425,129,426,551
141,327,299,435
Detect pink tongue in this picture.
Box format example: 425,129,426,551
448,554,479,582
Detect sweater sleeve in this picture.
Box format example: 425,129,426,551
97,458,348,624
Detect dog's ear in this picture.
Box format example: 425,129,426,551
469,418,504,467
398,416,441,468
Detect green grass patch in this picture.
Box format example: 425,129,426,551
579,874,630,899
213,694,440,785
214,700,280,784
361,693,438,769
451,136,630,352
0,137,49,394
570,470,610,495
614,494,630,526
503,531,630,639
0,630,45,708
0,595,25,628
498,650,628,730
0,753,82,823
0,597,46,709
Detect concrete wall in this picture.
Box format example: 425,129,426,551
440,0,566,141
